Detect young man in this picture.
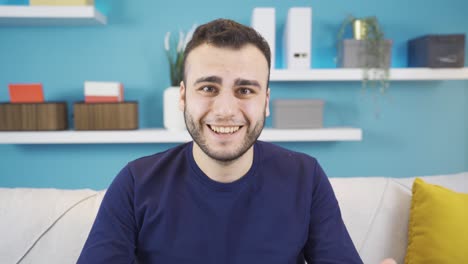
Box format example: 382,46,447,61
78,19,369,263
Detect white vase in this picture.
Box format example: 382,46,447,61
163,86,186,131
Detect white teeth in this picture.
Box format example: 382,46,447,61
210,125,240,134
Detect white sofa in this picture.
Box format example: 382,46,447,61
1,172,466,264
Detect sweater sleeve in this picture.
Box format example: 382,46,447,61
303,161,363,264
77,165,138,264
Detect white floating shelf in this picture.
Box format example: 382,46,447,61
0,128,362,144
270,68,468,81
0,5,106,26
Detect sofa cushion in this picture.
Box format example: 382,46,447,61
331,177,412,264
0,188,105,264
404,178,468,264
330,171,468,264
329,177,388,252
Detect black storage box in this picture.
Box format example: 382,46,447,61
408,34,465,68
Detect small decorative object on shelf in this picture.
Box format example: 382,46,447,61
337,15,392,94
0,102,68,131
163,24,196,131
84,81,124,103
8,83,44,103
73,101,138,130
273,99,324,129
283,7,312,70
164,25,196,87
408,34,466,68
251,7,276,70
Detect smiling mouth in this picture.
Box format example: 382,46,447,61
208,125,242,134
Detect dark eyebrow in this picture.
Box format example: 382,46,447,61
193,76,222,86
234,78,261,88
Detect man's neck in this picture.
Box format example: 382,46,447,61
192,143,254,183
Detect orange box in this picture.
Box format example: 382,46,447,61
9,83,44,103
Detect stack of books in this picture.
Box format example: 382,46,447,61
29,0,94,6
84,81,124,103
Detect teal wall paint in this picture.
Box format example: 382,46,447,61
0,0,467,189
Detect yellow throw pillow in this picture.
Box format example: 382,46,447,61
405,178,468,264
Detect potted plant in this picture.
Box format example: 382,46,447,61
336,15,392,94
163,25,196,131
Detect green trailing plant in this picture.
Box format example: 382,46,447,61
337,15,390,94
164,25,196,86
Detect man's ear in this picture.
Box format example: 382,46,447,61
265,87,270,117
179,81,185,112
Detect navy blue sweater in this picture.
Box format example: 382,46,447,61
78,141,362,264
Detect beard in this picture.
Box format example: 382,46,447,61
184,107,265,163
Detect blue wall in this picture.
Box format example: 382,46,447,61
0,0,467,189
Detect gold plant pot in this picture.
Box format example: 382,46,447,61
353,19,369,40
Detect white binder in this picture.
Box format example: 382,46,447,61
283,7,312,69
251,7,276,70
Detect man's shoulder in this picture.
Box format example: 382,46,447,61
255,141,326,193
127,142,191,176
257,140,318,164
256,140,321,182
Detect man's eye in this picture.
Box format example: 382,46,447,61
238,88,253,95
200,86,216,93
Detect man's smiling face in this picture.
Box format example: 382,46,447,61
180,43,270,162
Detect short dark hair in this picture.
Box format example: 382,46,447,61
183,18,271,86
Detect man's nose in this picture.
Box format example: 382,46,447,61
212,90,237,118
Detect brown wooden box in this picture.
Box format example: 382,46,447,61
73,102,138,130
0,102,68,131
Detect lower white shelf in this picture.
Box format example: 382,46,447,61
0,128,362,144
